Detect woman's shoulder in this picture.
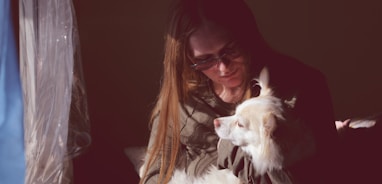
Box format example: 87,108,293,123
256,52,328,98
267,52,325,81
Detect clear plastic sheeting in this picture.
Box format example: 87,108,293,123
19,0,91,183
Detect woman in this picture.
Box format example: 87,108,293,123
140,0,339,183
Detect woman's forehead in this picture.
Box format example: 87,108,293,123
189,23,232,56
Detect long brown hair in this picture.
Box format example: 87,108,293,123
140,0,271,183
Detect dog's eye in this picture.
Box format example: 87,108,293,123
236,121,244,128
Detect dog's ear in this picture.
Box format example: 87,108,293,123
263,113,277,136
258,67,269,87
257,67,273,97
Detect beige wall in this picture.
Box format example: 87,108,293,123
73,0,381,183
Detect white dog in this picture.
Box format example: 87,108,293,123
169,68,290,183
214,67,285,176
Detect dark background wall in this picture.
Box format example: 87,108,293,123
72,0,381,183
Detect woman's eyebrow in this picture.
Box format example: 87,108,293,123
193,53,214,60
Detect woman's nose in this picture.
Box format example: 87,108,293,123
217,58,230,71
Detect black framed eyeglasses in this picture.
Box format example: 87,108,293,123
190,44,242,71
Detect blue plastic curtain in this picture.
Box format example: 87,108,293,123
0,0,26,184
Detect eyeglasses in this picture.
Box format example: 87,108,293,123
190,44,242,71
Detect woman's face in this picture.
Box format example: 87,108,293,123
189,23,248,89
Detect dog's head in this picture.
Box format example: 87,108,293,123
214,67,284,146
214,95,284,147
